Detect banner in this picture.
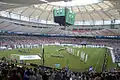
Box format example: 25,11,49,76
85,54,88,62
81,51,86,61
20,55,41,60
77,51,80,56
55,64,60,68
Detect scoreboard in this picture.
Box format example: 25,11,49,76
53,8,75,26
53,8,65,17
66,10,75,25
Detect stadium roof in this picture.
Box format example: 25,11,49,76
0,0,120,25
48,0,100,6
0,0,120,36
0,0,61,5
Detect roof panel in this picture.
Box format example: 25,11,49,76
90,12,101,20
30,10,42,18
11,7,28,14
98,11,111,20
91,4,101,10
114,15,120,20
47,13,53,21
72,7,79,13
78,6,86,12
46,5,53,11
21,7,35,17
104,1,114,7
98,3,109,9
108,9,118,14
108,10,119,19
40,11,49,20
85,5,94,11
39,4,48,9
75,14,82,21
81,13,92,20
83,13,92,20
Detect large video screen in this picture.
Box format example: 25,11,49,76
66,10,75,25
53,8,65,17
53,8,75,25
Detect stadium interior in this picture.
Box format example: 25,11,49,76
0,0,120,80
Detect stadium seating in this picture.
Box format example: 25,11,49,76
0,34,120,80
0,34,120,46
0,34,120,62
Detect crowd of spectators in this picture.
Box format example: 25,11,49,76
0,34,120,80
0,58,120,80
0,34,120,58
0,34,120,46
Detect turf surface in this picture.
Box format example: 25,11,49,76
0,45,117,72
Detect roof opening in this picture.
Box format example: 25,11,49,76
48,0,101,7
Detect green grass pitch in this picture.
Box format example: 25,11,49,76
0,45,117,72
